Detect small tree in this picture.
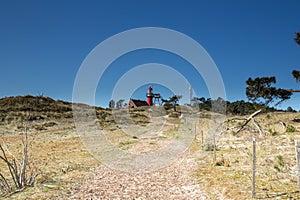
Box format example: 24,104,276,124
109,99,115,109
116,99,125,109
246,33,300,106
197,97,212,111
246,76,292,106
169,95,182,111
162,95,182,111
0,117,38,194
287,106,296,112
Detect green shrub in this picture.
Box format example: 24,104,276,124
231,131,237,136
274,155,284,172
286,125,296,132
274,164,281,172
268,129,278,136
276,155,284,166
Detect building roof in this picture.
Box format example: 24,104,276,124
129,99,149,107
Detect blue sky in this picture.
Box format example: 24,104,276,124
1,0,300,109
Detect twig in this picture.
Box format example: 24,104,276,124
0,172,11,193
0,145,19,188
252,118,262,136
1,139,22,168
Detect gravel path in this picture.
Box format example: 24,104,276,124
69,154,208,199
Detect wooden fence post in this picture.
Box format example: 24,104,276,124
194,124,196,140
252,137,256,198
213,131,216,162
295,140,300,194
201,130,204,145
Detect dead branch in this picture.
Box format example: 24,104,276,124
0,172,11,193
0,114,38,195
235,109,261,134
223,109,263,136
252,118,262,136
279,121,286,129
1,139,22,168
0,145,19,188
20,122,29,188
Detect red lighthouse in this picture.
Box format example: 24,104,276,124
146,86,154,106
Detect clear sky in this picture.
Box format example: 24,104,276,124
1,0,300,110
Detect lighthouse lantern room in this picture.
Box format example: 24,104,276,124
146,86,154,106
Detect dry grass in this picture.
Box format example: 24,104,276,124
1,96,300,199
0,125,98,199
0,104,184,198
195,112,300,199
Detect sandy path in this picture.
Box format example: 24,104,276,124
70,110,208,199
69,153,208,200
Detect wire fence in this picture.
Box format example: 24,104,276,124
194,117,300,199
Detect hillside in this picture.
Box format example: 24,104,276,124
0,95,113,134
0,95,72,113
0,95,300,199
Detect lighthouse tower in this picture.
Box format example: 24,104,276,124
146,86,154,106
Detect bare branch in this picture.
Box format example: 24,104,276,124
0,145,19,188
236,110,261,134
252,118,262,136
0,114,39,194
0,172,11,193
1,139,22,168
